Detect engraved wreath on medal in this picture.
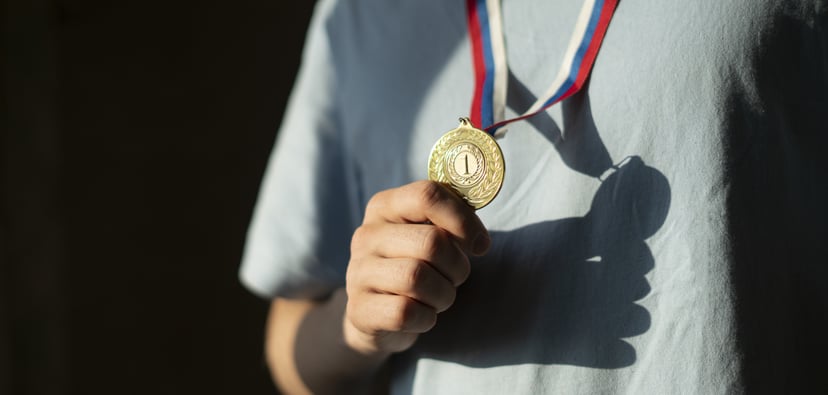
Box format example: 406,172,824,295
445,143,485,186
428,118,505,209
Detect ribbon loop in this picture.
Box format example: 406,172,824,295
466,0,619,135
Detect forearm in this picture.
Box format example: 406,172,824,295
266,289,390,394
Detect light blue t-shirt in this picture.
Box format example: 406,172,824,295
241,0,828,393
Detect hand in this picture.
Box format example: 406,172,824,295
343,181,490,355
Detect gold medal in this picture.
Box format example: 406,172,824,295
428,117,505,209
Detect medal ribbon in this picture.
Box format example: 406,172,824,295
466,0,618,135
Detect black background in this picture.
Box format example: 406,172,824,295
2,0,316,393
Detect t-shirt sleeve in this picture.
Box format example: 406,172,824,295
239,0,352,300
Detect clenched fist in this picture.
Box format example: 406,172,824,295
343,181,490,355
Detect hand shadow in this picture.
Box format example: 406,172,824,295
409,75,671,369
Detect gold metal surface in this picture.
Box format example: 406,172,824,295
428,118,505,209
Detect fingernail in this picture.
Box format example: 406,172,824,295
472,233,490,255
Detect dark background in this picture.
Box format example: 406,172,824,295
2,0,316,393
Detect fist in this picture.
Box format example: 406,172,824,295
343,181,490,355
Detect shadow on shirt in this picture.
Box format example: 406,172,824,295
409,82,671,369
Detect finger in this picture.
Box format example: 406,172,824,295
362,258,457,312
353,223,470,286
363,181,490,255
343,320,419,355
348,293,438,334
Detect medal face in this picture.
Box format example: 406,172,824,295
428,118,505,209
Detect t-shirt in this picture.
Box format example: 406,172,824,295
240,0,828,393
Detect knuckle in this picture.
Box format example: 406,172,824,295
345,263,355,288
402,260,426,290
419,227,444,260
364,192,385,217
386,297,436,333
417,181,444,210
344,297,358,321
350,225,372,254
387,297,438,333
345,259,359,289
386,297,415,331
344,296,368,332
344,267,367,298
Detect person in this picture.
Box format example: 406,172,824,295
240,0,828,393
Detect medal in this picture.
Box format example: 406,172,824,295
428,118,505,209
429,0,618,208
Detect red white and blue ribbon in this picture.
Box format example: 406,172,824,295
466,0,618,136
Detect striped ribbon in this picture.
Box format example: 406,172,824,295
466,0,619,135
